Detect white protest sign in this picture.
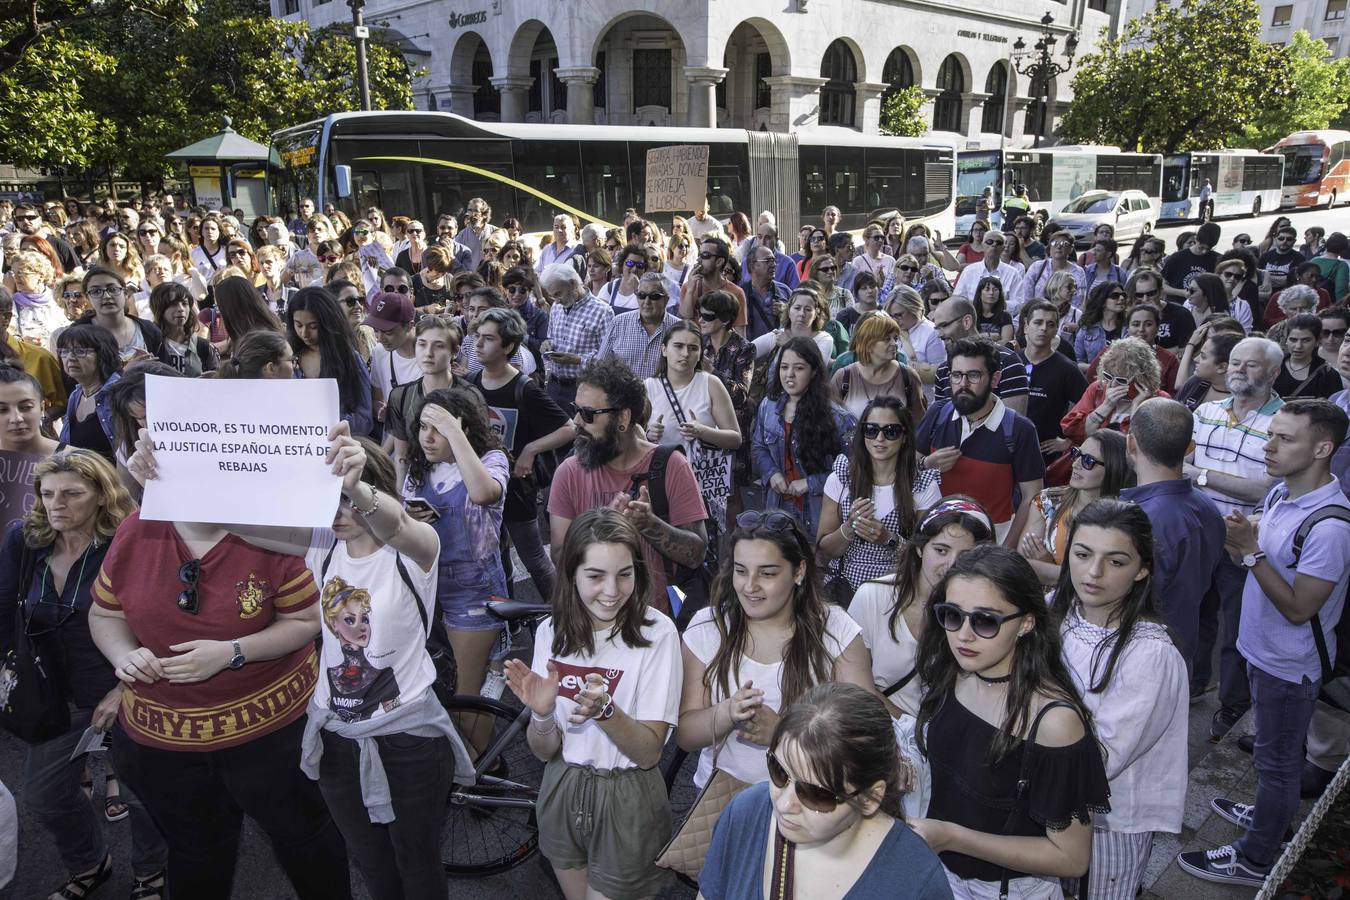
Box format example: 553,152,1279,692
140,375,342,527
644,145,709,213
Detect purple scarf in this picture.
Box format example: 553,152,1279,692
12,289,52,309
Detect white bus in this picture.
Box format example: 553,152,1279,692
268,112,957,242
1160,150,1284,221
955,146,1163,235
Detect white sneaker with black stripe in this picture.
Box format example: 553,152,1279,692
1177,844,1270,887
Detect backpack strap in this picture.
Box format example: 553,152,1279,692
1000,700,1079,899
882,668,918,698
1291,504,1350,683
323,540,431,637
642,444,683,521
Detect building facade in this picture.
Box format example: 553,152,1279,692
1122,0,1349,57
276,0,1125,146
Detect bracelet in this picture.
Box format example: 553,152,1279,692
840,522,855,541
349,487,379,518
530,708,554,723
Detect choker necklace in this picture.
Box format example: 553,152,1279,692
974,671,1011,684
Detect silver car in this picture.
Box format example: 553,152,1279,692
1051,189,1157,244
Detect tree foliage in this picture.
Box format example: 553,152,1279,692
1058,0,1291,153
0,0,416,180
879,86,927,138
0,0,196,75
1242,31,1350,149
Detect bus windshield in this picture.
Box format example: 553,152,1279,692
1280,146,1325,185
272,125,322,222
956,151,1001,215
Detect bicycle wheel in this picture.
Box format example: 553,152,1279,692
441,694,543,876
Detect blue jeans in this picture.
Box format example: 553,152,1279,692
1235,665,1320,867
24,707,167,878
505,517,555,600
1193,555,1251,714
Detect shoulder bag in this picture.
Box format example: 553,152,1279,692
655,705,750,881
0,544,72,743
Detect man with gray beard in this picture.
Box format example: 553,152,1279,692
547,357,708,614
1184,337,1285,739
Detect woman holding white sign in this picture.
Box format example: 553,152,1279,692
644,320,741,535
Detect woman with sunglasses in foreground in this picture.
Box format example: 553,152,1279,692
1019,431,1134,586
700,683,953,900
677,510,872,792
817,397,941,604
505,509,682,900
0,451,169,900
1050,500,1188,900
910,545,1109,899
849,497,994,719
89,433,353,900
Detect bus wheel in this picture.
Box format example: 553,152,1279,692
1252,197,1261,218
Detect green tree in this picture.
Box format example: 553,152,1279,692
1058,0,1290,153
1242,31,1350,148
0,32,115,167
0,0,196,74
879,86,927,137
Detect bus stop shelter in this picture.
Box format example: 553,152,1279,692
166,117,277,218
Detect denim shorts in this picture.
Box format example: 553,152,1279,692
438,559,508,633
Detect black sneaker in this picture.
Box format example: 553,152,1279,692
1210,707,1243,741
1236,733,1254,754
1210,798,1295,842
1177,844,1270,886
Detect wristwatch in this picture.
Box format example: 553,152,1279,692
596,693,616,721
227,639,246,670
1196,469,1210,488
1241,551,1266,569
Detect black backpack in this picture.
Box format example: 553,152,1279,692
319,543,458,704
638,444,714,629
1293,503,1350,712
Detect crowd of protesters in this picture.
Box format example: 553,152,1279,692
0,192,1348,900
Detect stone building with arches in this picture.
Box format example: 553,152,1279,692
277,0,1126,146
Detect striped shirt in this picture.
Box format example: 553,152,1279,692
594,310,682,380
546,293,613,381
1192,394,1284,515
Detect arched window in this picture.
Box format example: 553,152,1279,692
982,64,1007,135
819,40,858,127
882,48,914,94
933,55,964,132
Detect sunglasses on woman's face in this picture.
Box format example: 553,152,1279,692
319,254,340,264
1070,446,1104,470
932,602,1026,640
698,309,720,322
862,422,905,441
766,750,856,813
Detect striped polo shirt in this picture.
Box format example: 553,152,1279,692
1192,394,1284,516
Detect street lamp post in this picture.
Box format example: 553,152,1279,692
1011,13,1078,148
348,0,372,111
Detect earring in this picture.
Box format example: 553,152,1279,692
618,424,627,432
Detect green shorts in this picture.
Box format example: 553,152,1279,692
538,757,672,899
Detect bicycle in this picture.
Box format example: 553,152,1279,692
439,598,552,876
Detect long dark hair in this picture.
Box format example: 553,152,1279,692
287,286,366,418
766,336,842,475
705,513,833,708
1191,273,1230,314
975,275,1007,320
214,276,283,342
551,509,654,658
1080,281,1125,331
107,362,180,458
216,330,291,379
1048,429,1134,536
915,545,1092,764
1050,499,1162,693
771,683,906,818
848,396,917,540
880,495,993,641
405,386,503,491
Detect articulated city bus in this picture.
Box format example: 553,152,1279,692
1160,150,1284,221
955,146,1163,235
269,112,957,241
1272,130,1350,209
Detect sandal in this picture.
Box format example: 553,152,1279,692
129,870,165,900
48,854,112,900
103,793,129,823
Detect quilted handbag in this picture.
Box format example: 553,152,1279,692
655,719,750,880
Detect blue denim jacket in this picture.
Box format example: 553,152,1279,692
59,371,121,447
751,394,856,537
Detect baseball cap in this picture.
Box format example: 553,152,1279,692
363,291,414,330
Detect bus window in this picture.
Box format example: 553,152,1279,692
1163,158,1188,201
329,137,424,221
580,141,634,227
799,145,828,221
396,138,513,229
867,155,925,217
706,142,749,221
825,146,865,225
510,139,585,233
1280,146,1324,185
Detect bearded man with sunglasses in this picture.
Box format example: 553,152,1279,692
548,356,707,614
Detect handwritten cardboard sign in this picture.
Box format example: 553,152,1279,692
644,145,710,213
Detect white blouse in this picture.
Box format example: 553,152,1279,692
1060,607,1188,834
